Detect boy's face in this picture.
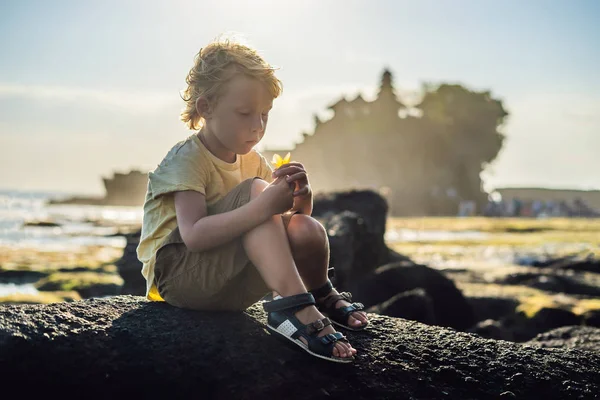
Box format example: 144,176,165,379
207,74,273,155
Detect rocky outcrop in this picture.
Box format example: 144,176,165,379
524,253,600,274
348,262,476,331
313,190,411,287
1,296,598,399
525,325,600,353
366,288,436,326
549,256,600,274
494,270,600,297
115,230,144,296
469,307,585,343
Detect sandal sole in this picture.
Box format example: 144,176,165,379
266,324,354,364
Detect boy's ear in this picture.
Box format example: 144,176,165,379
195,97,212,119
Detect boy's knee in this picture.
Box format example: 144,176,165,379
286,214,328,255
250,178,269,199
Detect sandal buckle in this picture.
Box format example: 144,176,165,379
340,292,353,302
307,318,326,335
314,319,325,331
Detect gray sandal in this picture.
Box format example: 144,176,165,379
263,293,354,363
310,280,368,331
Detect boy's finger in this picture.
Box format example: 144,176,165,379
277,162,303,168
273,165,304,177
293,186,310,197
273,175,288,184
285,172,307,182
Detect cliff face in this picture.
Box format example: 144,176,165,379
48,170,148,207
1,296,598,399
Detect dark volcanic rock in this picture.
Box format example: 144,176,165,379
313,189,389,236
549,256,600,274
313,190,410,285
468,319,514,341
522,253,600,274
366,288,436,325
0,269,49,284
525,326,600,353
319,210,409,288
473,308,584,343
347,262,476,331
494,271,600,297
529,308,582,333
23,220,61,227
115,230,145,296
0,296,598,399
323,211,404,287
583,310,600,328
467,296,520,322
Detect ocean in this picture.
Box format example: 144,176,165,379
0,189,143,297
0,189,143,249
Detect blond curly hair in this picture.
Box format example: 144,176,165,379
180,39,283,130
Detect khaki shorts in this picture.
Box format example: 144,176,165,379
154,178,295,311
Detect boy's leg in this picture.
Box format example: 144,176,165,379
283,213,369,329
154,178,267,311
243,179,355,358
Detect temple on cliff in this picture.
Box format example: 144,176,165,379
261,70,470,216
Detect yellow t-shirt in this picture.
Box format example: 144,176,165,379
136,133,274,301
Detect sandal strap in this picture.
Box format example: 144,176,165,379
337,303,365,320
305,317,332,335
318,332,347,345
263,293,315,313
323,292,353,310
327,266,335,279
309,280,334,299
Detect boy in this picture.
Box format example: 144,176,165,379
137,39,368,363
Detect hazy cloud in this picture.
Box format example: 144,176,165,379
0,83,179,115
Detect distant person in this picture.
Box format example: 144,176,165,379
505,199,515,216
514,198,522,217
136,38,367,363
532,200,542,217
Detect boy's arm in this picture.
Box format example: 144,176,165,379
174,190,270,252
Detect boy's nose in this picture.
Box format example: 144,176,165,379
251,115,264,132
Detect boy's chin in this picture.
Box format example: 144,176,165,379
238,142,258,154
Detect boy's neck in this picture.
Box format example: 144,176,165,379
197,129,237,164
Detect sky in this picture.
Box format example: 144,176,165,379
1,0,599,195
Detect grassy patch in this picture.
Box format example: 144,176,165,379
35,272,123,292
0,291,81,304
456,282,600,318
572,299,600,315
386,217,600,268
516,294,563,318
456,282,548,299
0,245,123,273
387,217,600,233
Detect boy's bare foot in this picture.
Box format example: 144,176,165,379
317,289,369,329
294,305,357,358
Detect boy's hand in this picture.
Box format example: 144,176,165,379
272,162,311,198
257,176,295,216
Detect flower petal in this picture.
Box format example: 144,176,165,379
271,154,282,167
283,152,291,164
